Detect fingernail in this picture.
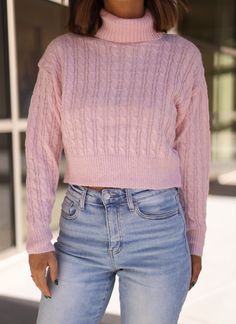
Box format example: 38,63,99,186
54,279,58,285
44,295,51,299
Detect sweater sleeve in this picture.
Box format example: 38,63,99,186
174,48,211,257
24,40,63,254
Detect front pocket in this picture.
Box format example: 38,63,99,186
133,191,179,220
61,196,80,220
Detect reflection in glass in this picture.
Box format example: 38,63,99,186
0,0,11,119
0,133,15,251
178,0,236,48
14,0,68,118
212,52,236,187
178,1,236,195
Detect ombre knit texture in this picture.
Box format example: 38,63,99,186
25,7,211,256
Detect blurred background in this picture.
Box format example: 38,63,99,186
0,0,235,323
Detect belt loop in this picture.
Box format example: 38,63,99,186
79,187,88,210
125,188,135,211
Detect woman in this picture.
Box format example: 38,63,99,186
25,0,211,323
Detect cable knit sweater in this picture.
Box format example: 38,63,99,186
25,7,211,256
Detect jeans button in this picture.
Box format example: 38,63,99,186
104,192,110,199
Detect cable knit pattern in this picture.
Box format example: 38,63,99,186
25,7,211,256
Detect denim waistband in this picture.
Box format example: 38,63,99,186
69,184,179,195
65,184,179,211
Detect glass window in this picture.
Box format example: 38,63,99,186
0,133,15,252
211,51,236,188
14,0,68,118
178,1,236,195
0,0,11,119
178,0,236,48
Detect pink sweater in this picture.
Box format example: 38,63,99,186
25,7,211,256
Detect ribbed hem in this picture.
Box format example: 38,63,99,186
26,225,55,254
26,241,55,254
63,155,182,189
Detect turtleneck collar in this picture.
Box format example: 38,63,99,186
95,7,166,43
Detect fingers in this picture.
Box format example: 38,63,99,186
189,269,199,290
48,252,58,285
189,278,197,290
37,268,52,297
29,251,58,298
188,255,202,290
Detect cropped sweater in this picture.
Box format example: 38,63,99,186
25,7,211,256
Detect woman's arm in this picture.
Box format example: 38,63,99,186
25,39,63,254
174,47,212,257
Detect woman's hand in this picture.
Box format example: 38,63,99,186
29,251,58,298
189,254,202,290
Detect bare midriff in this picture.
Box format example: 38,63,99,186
83,186,111,191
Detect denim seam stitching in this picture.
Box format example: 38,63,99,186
133,196,179,220
112,206,123,254
93,276,115,323
175,194,189,255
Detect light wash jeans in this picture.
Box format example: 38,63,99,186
36,184,192,324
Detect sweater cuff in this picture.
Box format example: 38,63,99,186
25,225,56,254
187,225,207,256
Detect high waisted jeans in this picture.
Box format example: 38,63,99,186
36,185,192,324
